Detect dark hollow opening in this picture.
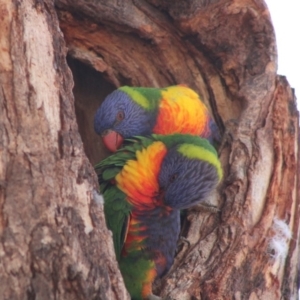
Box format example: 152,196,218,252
67,57,115,165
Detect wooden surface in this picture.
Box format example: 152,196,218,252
0,1,128,299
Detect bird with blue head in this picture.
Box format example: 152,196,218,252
96,134,222,300
94,85,221,152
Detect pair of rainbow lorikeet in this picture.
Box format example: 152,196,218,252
94,85,222,300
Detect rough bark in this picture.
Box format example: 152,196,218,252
0,1,128,299
0,0,298,299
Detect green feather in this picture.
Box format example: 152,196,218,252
96,136,158,261
119,252,155,300
103,186,132,260
95,139,143,260
119,86,161,112
102,168,120,180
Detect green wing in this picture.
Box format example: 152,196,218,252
102,186,131,260
96,155,130,260
95,136,155,260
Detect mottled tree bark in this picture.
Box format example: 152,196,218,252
0,1,128,299
0,0,298,299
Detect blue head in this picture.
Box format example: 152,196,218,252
94,90,157,151
94,90,157,138
158,147,220,209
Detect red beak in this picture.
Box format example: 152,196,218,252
102,130,124,152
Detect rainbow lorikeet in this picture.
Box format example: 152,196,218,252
95,134,222,300
94,85,220,152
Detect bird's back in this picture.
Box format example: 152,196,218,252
153,85,212,138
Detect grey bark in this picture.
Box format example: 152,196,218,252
0,1,128,299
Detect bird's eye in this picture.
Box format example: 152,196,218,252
116,111,125,121
169,173,178,183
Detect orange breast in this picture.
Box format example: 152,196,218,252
115,141,167,209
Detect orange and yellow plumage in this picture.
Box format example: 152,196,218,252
153,85,211,137
94,85,220,152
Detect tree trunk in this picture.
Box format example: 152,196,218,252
0,0,299,299
0,1,128,299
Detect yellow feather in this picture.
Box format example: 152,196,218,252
177,144,223,180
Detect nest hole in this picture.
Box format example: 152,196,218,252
67,57,115,165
